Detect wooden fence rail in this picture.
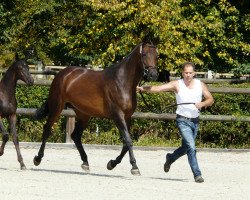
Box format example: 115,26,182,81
17,108,250,122
17,108,250,143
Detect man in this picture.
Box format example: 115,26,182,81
137,62,214,183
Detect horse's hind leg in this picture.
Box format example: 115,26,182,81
33,104,63,166
33,114,60,166
8,115,26,169
33,121,52,166
0,118,9,156
71,115,90,172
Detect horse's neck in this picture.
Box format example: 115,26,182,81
1,68,17,94
127,51,144,87
119,48,143,87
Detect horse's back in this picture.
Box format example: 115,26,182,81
48,66,109,117
51,66,103,89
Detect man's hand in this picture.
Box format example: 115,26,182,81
136,86,143,92
195,102,203,110
136,85,152,92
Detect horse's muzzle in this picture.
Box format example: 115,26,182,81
144,67,158,82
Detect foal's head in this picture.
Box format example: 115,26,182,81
13,54,34,86
140,42,158,81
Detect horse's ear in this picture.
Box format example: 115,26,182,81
15,53,19,61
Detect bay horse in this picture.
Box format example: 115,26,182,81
0,54,34,169
33,42,158,175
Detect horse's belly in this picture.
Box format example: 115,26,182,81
64,78,108,117
67,95,107,118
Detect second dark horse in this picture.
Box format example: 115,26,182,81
0,54,34,169
34,42,158,175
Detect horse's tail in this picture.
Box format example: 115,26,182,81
34,100,49,120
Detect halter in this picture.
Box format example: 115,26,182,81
139,43,158,80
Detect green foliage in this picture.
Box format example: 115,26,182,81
0,0,249,72
14,83,250,149
199,121,249,148
16,85,49,108
231,63,250,77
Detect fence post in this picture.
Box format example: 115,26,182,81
65,116,75,143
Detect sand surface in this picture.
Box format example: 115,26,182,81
0,143,249,200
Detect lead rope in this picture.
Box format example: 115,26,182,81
138,80,195,114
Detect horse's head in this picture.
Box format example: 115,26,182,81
14,54,34,86
140,43,158,82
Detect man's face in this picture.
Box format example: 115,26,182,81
182,65,195,82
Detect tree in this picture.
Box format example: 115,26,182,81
0,0,249,73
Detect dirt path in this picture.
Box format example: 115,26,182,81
0,143,249,200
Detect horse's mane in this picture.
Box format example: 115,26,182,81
105,43,143,70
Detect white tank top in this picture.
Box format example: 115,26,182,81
175,79,202,118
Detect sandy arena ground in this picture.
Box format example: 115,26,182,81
0,143,249,200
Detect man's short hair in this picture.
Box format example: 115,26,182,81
182,62,195,71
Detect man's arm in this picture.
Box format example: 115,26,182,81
137,80,178,93
195,82,214,109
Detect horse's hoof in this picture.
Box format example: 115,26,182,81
107,160,115,170
81,162,90,173
21,165,27,170
131,168,141,176
0,151,3,156
33,156,41,166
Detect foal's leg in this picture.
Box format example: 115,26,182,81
110,115,140,175
71,116,90,172
0,117,9,156
8,115,26,169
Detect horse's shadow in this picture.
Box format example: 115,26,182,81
30,168,189,182
29,167,131,180
0,167,189,182
150,176,189,182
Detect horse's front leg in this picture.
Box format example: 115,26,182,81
8,115,26,170
107,118,130,170
109,115,140,175
0,117,9,156
107,144,129,170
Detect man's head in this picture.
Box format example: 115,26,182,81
181,62,195,82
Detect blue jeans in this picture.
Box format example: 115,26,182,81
169,117,201,177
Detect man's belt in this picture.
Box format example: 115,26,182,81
176,114,199,122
